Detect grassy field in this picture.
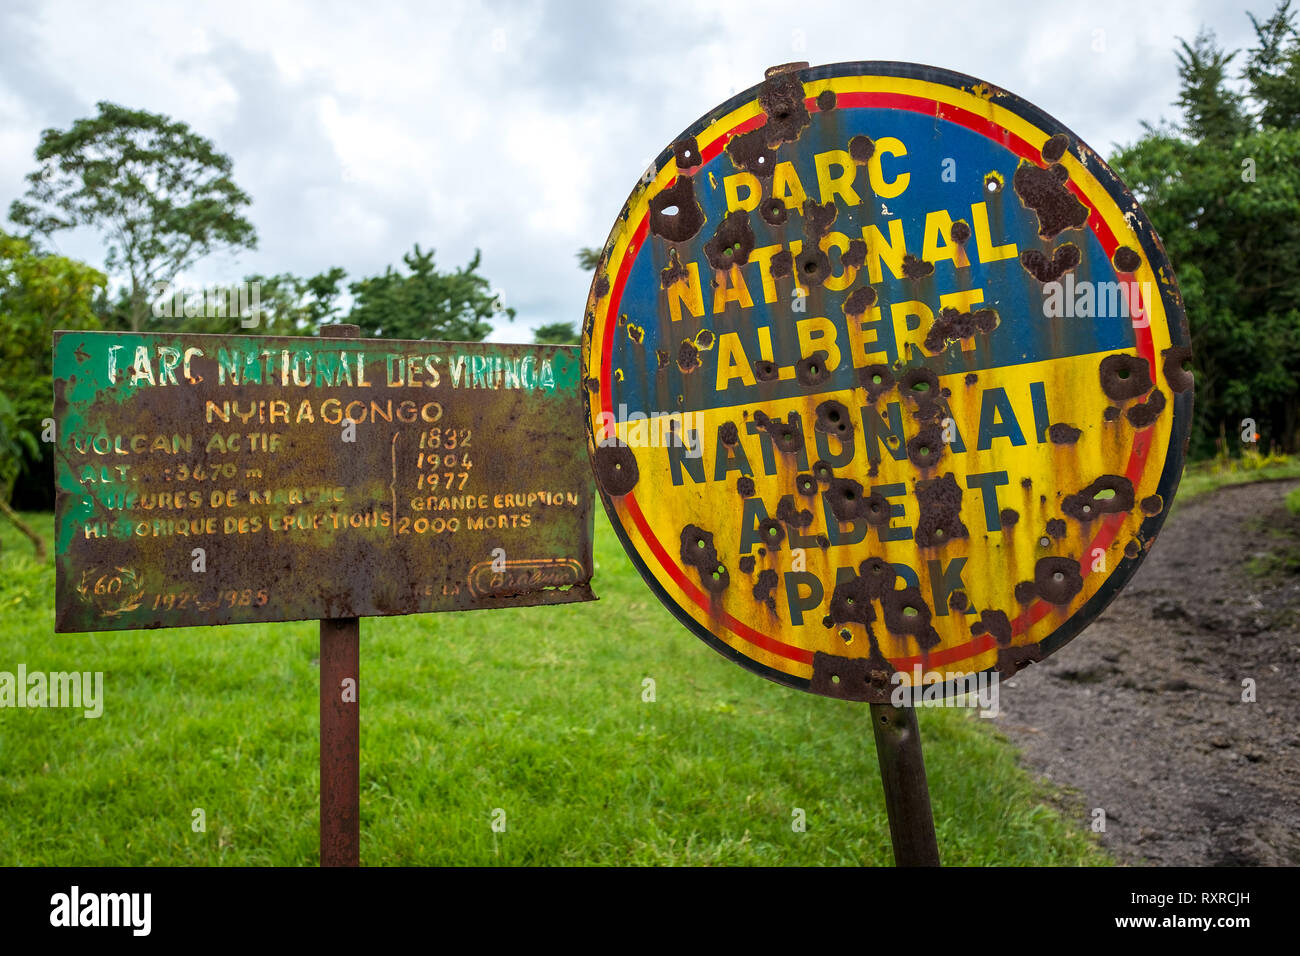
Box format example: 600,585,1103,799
0,509,1109,866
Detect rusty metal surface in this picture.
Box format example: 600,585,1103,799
53,331,595,632
870,702,940,866
581,62,1192,702
320,614,359,867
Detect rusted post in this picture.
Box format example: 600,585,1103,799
320,323,361,867
869,702,940,867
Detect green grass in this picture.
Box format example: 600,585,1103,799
0,511,1108,866
1287,486,1300,518
1171,452,1300,514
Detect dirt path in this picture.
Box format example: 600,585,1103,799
995,478,1300,866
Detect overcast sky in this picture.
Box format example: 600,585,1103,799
0,0,1262,342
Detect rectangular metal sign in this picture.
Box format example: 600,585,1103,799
54,331,594,632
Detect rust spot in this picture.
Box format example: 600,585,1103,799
811,650,895,702
754,359,779,382
923,306,997,353
1125,388,1166,428
999,508,1019,528
862,492,890,527
950,219,972,243
725,126,777,178
915,473,969,547
704,210,756,270
1048,422,1081,444
860,363,895,401
776,497,814,529
1020,477,1032,489
1012,161,1089,239
841,239,868,270
984,171,1004,194
752,568,778,609
848,134,875,164
965,372,978,385
660,249,690,290
759,197,788,225
1098,354,1153,401
817,535,830,549
677,339,700,373
802,199,838,238
825,477,866,522
1034,556,1083,604
1112,246,1142,273
906,424,946,468
627,323,645,345
753,410,803,452
1124,539,1142,559
738,554,756,574
1014,581,1037,604
814,399,852,439
758,518,785,550
594,274,610,298
1045,518,1067,538
795,246,831,284
719,421,739,446
948,590,969,612
795,351,832,386
882,587,941,649
795,473,817,496
680,524,728,594
901,254,934,279
769,249,793,280
758,71,811,144
593,443,638,496
1041,133,1070,163
673,136,700,170
737,475,756,497
1140,494,1163,516
816,89,836,112
975,609,1012,645
844,285,878,315
649,176,705,242
1162,346,1194,394
1062,475,1134,521
1020,242,1081,282
829,576,876,627
812,460,835,484
1103,405,1120,422
996,643,1042,677
694,329,715,350
584,376,599,393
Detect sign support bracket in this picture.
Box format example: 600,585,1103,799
869,702,940,867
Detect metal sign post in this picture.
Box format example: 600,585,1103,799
580,61,1192,866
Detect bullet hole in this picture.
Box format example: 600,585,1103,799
725,126,778,179
839,628,853,644
594,274,610,298
1000,508,1019,528
695,329,715,350
753,568,779,610
1020,242,1081,283
678,339,700,373
1125,388,1166,428
1014,581,1037,604
1021,477,1033,489
829,576,876,627
949,590,969,612
760,197,788,225
737,475,756,497
1098,354,1154,401
673,136,699,169
738,554,756,574
1045,518,1067,539
883,587,941,649
796,473,817,496
584,376,599,393
758,518,785,550
1034,556,1083,604
860,363,895,402
923,305,998,353
1103,405,1121,422
777,497,814,529
815,399,853,438
1112,245,1142,273
812,460,835,484
825,477,866,522
859,557,897,598
915,473,969,547
984,171,1004,194
849,134,875,163
802,199,838,238
627,323,645,345
1041,133,1070,163
795,246,830,284
1062,475,1134,522
996,643,1042,677
817,535,830,549
1140,494,1163,516
907,424,946,468
965,373,978,385
758,71,811,144
976,609,1013,645
770,249,794,279
1049,423,1082,444
680,524,729,593
1162,346,1194,394
950,220,972,243
649,176,705,242
704,209,756,270
844,285,878,316
811,650,894,702
1124,538,1142,559
796,351,832,387
816,89,836,112
862,492,890,527
900,367,939,399
753,410,803,452
1013,161,1089,239
719,421,739,446
754,359,779,382
594,443,639,496
901,254,934,279
841,239,868,270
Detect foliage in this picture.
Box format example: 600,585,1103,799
1112,1,1300,457
9,102,256,332
533,321,580,345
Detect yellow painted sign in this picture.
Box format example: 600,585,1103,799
581,63,1192,701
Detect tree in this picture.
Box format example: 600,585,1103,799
9,101,257,332
346,245,513,341
0,231,105,552
1112,1,1300,456
533,322,580,345
576,247,601,271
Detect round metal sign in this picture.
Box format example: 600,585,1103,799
580,61,1192,702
